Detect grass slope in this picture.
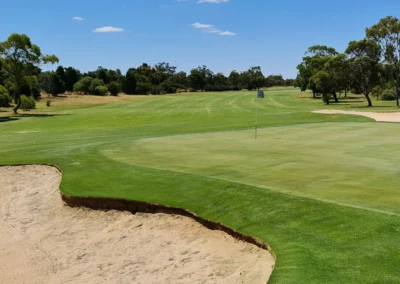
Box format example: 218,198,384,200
1,88,400,283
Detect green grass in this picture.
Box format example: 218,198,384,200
2,88,400,283
103,122,400,215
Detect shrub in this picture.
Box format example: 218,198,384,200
46,100,51,107
381,89,396,101
0,94,11,108
371,86,383,100
150,85,162,95
0,86,11,108
38,72,66,96
160,80,177,94
107,82,121,96
89,79,105,95
73,77,93,93
135,82,152,95
20,95,36,110
176,89,187,93
205,85,229,92
322,93,330,104
94,85,109,96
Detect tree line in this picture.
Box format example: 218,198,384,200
35,65,294,96
0,33,293,114
295,16,400,107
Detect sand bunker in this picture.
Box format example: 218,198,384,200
0,165,274,284
313,109,400,122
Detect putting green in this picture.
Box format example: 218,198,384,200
103,122,400,215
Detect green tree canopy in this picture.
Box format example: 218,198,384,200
366,16,400,106
38,71,66,96
0,33,58,113
346,39,381,107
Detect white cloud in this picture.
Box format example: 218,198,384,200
192,22,214,29
72,16,84,21
219,31,236,36
191,22,236,36
93,26,124,33
197,0,228,3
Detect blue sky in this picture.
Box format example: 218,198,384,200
1,0,400,78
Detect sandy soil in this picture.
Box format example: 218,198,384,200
313,109,400,122
0,165,274,284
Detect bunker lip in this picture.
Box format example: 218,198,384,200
313,109,400,122
61,194,274,253
0,164,276,283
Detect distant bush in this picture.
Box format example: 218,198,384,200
73,77,93,94
107,82,121,96
351,88,363,95
228,85,241,91
46,100,51,107
381,89,396,101
135,82,152,95
0,86,12,108
150,85,162,95
95,85,109,96
371,86,383,100
89,79,105,95
160,80,177,94
205,85,230,92
38,72,66,96
176,89,187,93
20,95,36,110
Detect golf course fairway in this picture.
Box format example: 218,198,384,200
1,88,400,283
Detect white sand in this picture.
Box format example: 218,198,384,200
313,109,400,122
0,165,274,284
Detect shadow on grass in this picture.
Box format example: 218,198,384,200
332,100,365,104
0,113,72,124
340,96,363,100
0,117,19,123
351,105,396,109
16,113,71,118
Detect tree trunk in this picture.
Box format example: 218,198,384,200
331,92,339,103
345,89,347,98
396,84,399,107
13,93,21,114
365,93,372,107
313,91,316,99
323,93,330,105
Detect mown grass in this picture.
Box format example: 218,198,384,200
1,88,400,283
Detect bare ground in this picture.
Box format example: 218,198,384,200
313,109,400,122
0,165,274,284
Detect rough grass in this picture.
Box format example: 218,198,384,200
1,88,400,283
